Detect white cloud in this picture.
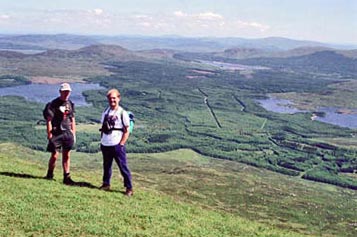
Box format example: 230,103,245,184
196,12,223,20
0,8,271,37
174,11,186,17
89,8,104,16
133,14,153,21
9,9,113,34
0,14,11,25
235,20,270,32
173,11,223,20
137,21,151,27
169,10,270,36
0,14,10,20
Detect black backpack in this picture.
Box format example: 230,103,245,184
42,102,53,120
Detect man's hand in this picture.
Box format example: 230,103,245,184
72,131,76,144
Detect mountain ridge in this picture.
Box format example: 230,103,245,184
0,34,355,52
1,43,356,78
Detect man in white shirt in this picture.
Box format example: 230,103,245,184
100,88,133,196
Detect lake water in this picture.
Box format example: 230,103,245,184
0,83,104,106
256,97,357,129
256,97,306,114
315,107,357,129
199,60,269,71
0,49,46,54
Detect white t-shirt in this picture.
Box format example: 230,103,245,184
100,106,130,146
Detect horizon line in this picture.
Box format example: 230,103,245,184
1,32,356,47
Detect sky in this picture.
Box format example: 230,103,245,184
0,0,356,44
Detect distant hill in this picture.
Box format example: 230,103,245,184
204,36,330,51
340,49,357,58
137,48,178,59
219,46,332,59
238,50,357,77
173,47,357,78
39,44,138,60
0,50,29,58
0,44,136,77
214,46,357,59
219,47,268,59
0,34,355,52
1,39,355,78
0,34,99,50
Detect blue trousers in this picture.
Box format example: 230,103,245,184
101,144,132,189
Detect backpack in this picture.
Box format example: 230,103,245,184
128,111,135,133
42,99,74,121
43,102,53,120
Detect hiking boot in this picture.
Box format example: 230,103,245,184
44,172,54,180
99,184,111,191
63,176,75,185
124,189,133,197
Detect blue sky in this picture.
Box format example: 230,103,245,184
0,0,355,44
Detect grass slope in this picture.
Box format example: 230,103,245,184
1,143,356,236
0,143,310,237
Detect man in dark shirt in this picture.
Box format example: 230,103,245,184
44,83,76,185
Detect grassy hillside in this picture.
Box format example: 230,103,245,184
1,143,356,237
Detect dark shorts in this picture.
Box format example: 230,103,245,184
47,130,74,152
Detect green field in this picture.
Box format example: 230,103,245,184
1,143,356,236
0,44,357,236
1,57,356,189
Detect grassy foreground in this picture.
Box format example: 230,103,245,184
0,143,356,236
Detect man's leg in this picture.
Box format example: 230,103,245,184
46,151,58,179
62,131,75,185
62,149,71,175
62,149,74,185
114,145,132,191
101,145,114,188
46,134,61,179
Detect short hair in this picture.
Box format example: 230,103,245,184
106,88,121,98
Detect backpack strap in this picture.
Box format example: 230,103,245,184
119,109,127,133
100,107,127,133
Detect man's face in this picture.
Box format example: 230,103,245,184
107,93,120,109
60,90,71,101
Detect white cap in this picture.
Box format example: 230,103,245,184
59,83,72,91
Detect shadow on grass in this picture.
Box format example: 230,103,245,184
0,171,98,189
0,171,43,179
68,180,98,189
